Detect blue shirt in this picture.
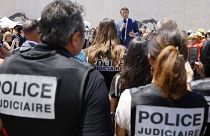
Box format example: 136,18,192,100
74,50,87,63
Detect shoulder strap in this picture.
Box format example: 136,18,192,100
114,75,120,97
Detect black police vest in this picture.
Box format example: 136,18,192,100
191,79,210,96
0,45,94,136
191,79,210,136
130,84,208,136
95,57,121,90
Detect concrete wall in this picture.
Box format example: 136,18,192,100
0,0,52,20
1,0,210,31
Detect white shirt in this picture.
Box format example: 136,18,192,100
124,18,128,40
115,89,131,136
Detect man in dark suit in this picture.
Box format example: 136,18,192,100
117,7,139,48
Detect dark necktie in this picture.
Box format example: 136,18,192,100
121,19,126,41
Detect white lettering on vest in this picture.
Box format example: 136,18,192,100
0,74,57,119
135,105,204,136
96,59,122,72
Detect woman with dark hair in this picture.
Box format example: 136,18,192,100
13,25,26,47
115,30,208,136
109,37,152,114
85,18,127,90
88,27,97,46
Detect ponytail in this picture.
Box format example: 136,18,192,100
153,46,187,99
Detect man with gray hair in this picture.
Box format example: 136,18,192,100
156,18,178,32
13,19,39,54
22,19,39,45
0,0,113,136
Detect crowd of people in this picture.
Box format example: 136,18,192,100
0,0,210,136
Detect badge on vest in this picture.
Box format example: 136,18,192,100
0,74,57,119
96,59,122,72
135,105,204,136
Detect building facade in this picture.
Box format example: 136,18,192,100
0,0,210,31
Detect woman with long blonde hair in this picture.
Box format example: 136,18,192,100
85,18,126,90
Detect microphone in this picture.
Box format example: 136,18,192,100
123,19,126,23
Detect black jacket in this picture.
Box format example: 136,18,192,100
130,84,208,136
0,44,113,136
191,79,210,136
